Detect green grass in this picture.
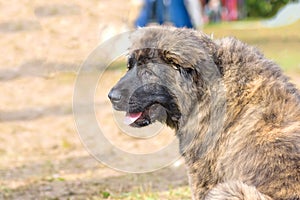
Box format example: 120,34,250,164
93,186,191,200
109,20,300,73
204,20,300,72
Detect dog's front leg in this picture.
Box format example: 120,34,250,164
187,167,215,200
204,181,273,200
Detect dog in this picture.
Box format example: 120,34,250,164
108,26,300,200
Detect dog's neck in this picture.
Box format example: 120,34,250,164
175,80,226,159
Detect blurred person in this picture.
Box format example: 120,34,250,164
222,0,238,20
168,0,193,28
135,0,195,28
237,0,246,19
205,0,222,23
135,0,165,27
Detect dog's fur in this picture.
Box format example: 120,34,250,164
108,26,300,200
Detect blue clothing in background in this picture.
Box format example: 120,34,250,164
135,0,165,27
135,0,193,28
169,0,193,28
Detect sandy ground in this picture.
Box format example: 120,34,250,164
0,0,188,199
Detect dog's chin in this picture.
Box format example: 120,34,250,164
127,104,167,128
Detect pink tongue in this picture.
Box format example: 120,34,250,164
124,112,143,125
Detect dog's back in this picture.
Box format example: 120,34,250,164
187,36,300,200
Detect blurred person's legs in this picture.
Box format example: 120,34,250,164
226,0,238,20
212,7,221,22
237,0,246,19
169,0,193,28
206,0,221,23
135,0,166,27
155,0,165,24
135,0,152,27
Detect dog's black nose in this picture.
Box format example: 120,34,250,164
108,89,121,103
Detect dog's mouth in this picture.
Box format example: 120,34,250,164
124,104,166,127
109,83,180,128
124,110,150,127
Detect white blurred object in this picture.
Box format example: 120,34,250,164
263,1,300,27
185,0,204,29
173,158,184,168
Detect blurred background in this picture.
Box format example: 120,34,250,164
0,0,299,199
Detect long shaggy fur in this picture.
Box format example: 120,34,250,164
109,26,300,200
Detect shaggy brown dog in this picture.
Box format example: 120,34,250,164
108,26,300,200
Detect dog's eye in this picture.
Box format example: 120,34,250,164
127,56,135,70
185,68,193,74
166,59,180,70
171,64,180,70
179,68,196,80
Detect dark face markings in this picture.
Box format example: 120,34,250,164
109,50,182,128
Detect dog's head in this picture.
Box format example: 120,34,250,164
108,27,220,129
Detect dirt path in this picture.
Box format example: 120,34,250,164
0,0,188,199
